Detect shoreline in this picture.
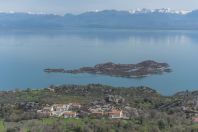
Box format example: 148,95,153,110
0,83,193,97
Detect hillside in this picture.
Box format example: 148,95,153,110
0,84,198,132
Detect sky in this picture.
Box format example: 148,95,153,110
0,0,198,15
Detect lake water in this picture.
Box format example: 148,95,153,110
0,28,198,95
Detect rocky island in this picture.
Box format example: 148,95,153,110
44,60,171,78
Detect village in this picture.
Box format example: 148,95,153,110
37,102,130,119
1,84,198,131
36,101,198,123
34,87,198,122
34,88,136,119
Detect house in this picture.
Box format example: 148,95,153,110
91,111,104,116
37,103,81,118
52,104,69,111
89,107,103,113
192,117,198,123
50,104,69,117
51,111,64,117
37,106,53,116
108,109,123,119
47,87,55,92
69,103,81,110
43,106,53,112
37,110,52,116
63,111,77,118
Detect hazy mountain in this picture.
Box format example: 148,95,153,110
0,9,198,30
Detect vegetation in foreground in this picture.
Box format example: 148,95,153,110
0,84,198,132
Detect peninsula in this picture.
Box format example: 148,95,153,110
44,60,171,78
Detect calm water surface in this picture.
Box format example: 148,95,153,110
0,29,198,95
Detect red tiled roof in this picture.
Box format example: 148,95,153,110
63,111,76,116
108,110,121,114
192,117,198,122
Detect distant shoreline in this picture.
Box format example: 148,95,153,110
0,83,192,97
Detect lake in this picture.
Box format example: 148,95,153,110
0,28,198,95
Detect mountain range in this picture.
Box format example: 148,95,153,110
1,8,198,30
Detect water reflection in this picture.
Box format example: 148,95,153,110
0,29,198,95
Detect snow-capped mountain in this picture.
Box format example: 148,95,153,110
128,8,191,15
0,9,197,30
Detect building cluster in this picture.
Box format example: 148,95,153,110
88,104,128,119
37,103,81,118
37,102,129,119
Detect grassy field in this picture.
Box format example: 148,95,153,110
0,119,5,132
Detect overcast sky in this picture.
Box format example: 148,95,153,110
0,0,198,15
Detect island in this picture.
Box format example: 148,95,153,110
44,60,171,78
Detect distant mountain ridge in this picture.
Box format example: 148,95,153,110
128,8,190,15
0,9,198,30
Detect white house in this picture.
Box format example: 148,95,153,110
63,111,77,118
108,109,124,119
